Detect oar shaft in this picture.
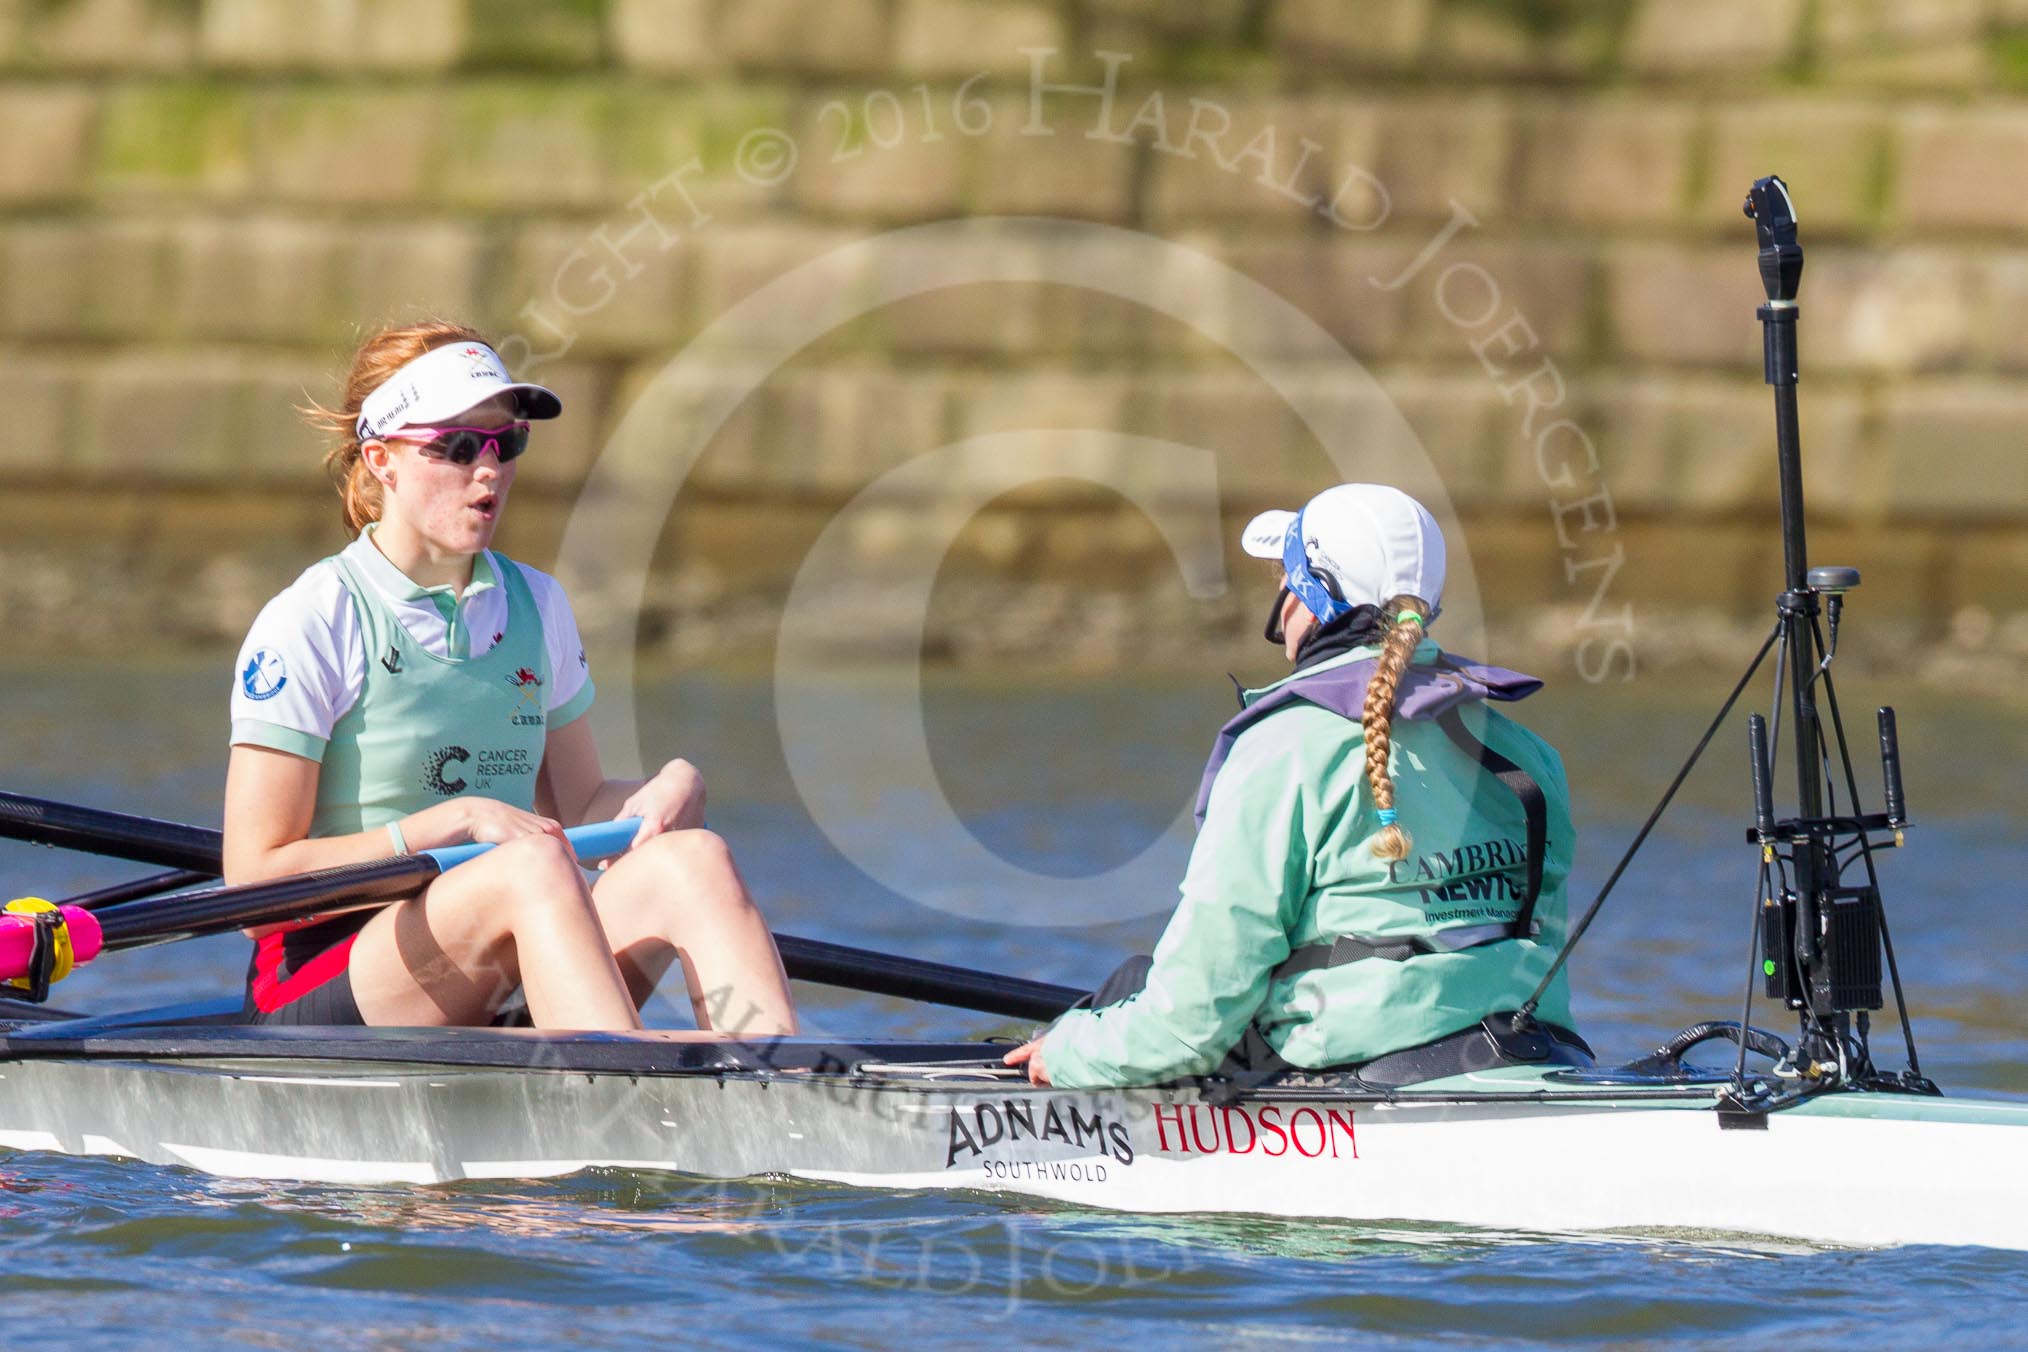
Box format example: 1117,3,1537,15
91,855,441,951
776,934,1080,1022
5,793,1085,1020
0,792,221,872
64,869,216,911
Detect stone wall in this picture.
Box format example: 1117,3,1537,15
3,0,2027,676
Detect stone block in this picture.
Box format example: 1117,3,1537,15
1624,0,1803,73
1803,522,1938,617
1625,376,1866,515
440,83,614,210
684,224,870,357
1821,42,1988,92
1217,236,1415,359
357,0,465,71
609,0,712,73
1513,98,1696,227
199,0,357,68
766,366,947,493
254,90,438,205
1,220,171,340
719,0,887,74
1944,530,2028,620
1972,251,2028,373
945,370,1130,504
21,0,195,68
0,85,93,203
1533,377,1678,515
1699,102,1885,235
1148,96,1353,226
881,280,1045,358
608,86,797,220
74,354,252,480
238,359,345,488
894,0,1060,75
786,97,969,222
1877,380,2028,518
1802,248,1976,375
1896,108,2028,231
503,219,692,354
1429,3,1616,78
464,0,604,69
0,356,76,476
607,357,768,499
1606,246,1760,368
1373,93,1510,224
170,217,348,343
1245,367,1484,512
346,221,489,330
1132,370,1315,504
1081,0,1253,47
1819,0,1983,53
1364,371,1504,510
974,95,1139,220
95,83,254,200
1270,0,1430,71
1398,239,1595,365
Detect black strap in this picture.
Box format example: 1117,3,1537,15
1436,707,1546,935
1274,934,1429,980
7,909,59,1004
1272,707,1549,984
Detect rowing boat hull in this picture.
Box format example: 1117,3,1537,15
1,1023,2023,1250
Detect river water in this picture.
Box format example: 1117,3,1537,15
1,658,2024,1346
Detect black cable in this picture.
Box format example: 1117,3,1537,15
1515,621,1783,1022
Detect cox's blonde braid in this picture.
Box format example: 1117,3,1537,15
1360,594,1431,862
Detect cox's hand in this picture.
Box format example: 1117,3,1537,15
617,759,706,850
1004,1039,1052,1086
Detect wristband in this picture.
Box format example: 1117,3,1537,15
386,819,411,857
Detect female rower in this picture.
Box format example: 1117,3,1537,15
1007,483,1582,1087
224,320,796,1034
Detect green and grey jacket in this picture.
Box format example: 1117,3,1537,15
1039,640,1576,1089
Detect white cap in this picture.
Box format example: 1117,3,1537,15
1241,483,1447,619
356,341,562,440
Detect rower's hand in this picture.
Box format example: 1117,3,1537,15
616,759,707,850
410,799,566,850
1004,1039,1052,1086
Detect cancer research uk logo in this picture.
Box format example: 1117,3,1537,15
423,745,470,795
241,649,288,702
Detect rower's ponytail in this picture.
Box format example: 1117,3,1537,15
300,318,491,537
1361,594,1430,863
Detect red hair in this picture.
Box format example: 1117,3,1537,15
301,319,491,536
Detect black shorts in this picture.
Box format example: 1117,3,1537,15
244,963,363,1026
242,949,533,1029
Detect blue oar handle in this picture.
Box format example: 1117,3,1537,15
422,818,643,873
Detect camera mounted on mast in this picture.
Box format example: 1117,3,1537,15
1738,175,1930,1094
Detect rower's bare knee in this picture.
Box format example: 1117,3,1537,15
646,829,752,905
492,834,597,923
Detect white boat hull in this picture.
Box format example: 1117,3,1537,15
2,1042,2022,1251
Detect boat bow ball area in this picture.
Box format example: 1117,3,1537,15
2,178,2024,1253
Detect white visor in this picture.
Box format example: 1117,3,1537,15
356,342,562,440
1240,483,1447,614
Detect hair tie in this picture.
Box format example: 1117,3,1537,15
1377,808,1398,826
1396,611,1423,627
